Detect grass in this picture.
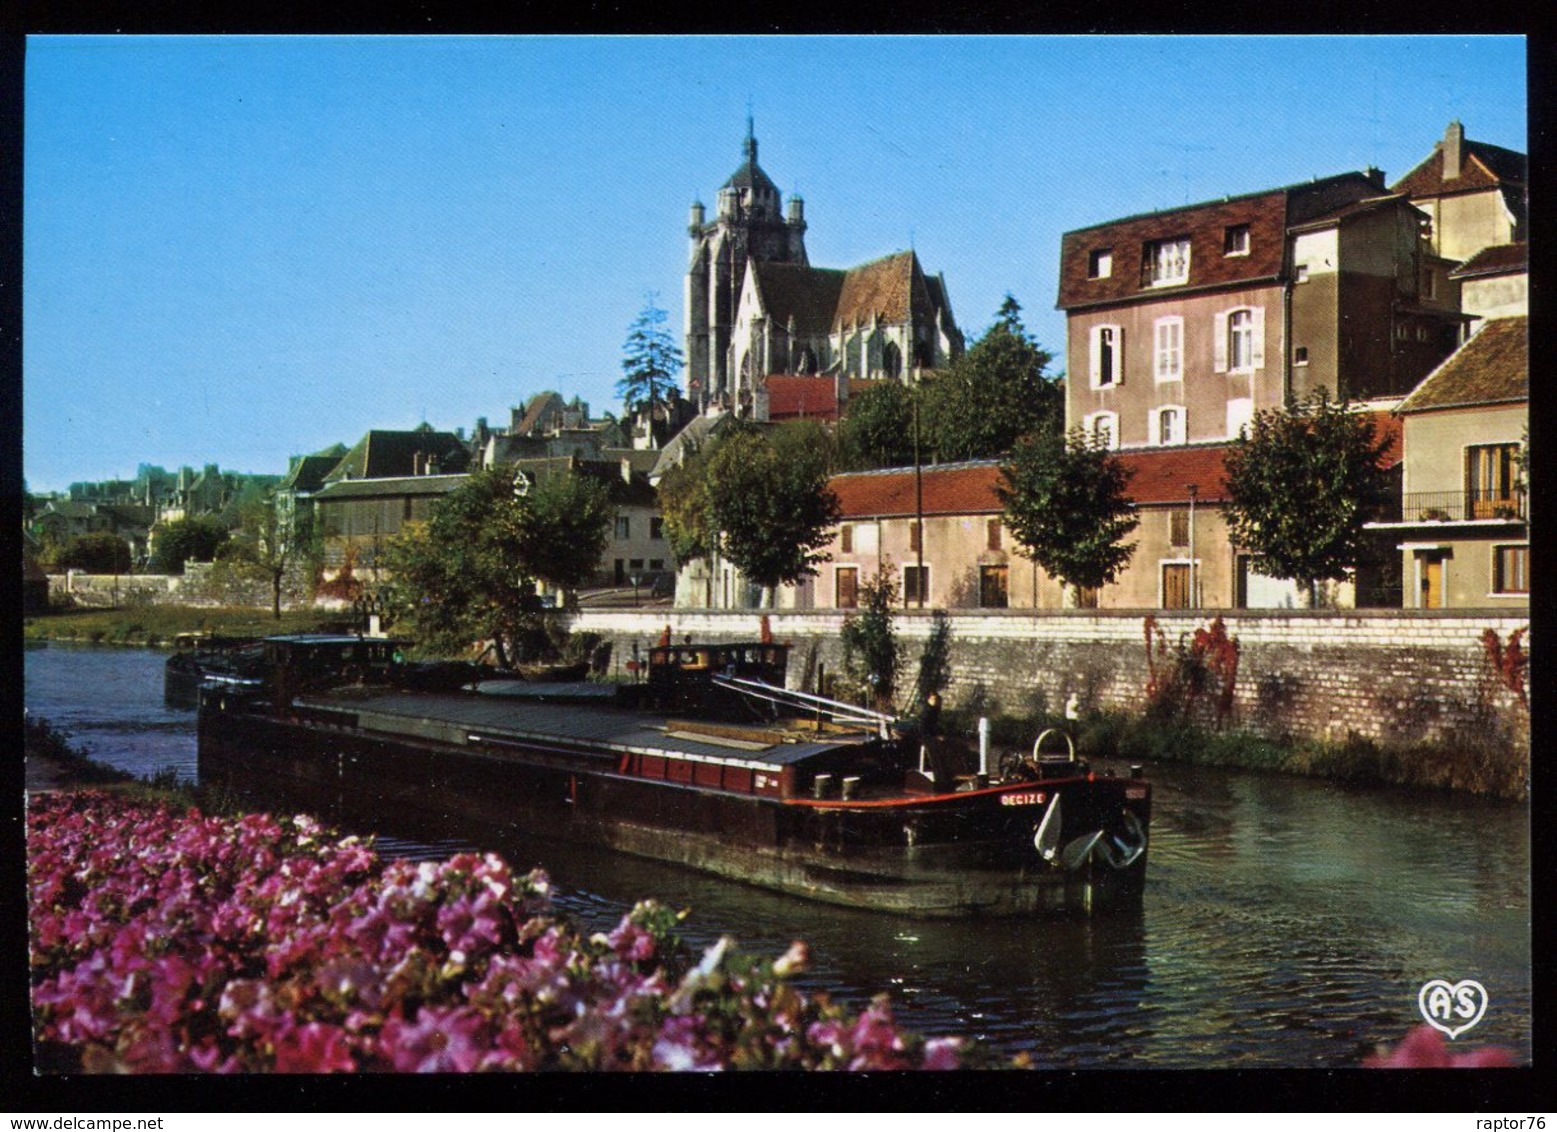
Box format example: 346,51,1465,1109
23,605,342,648
941,706,1528,801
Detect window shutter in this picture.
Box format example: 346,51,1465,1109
1147,408,1160,446
1089,326,1102,385
1212,311,1228,373
1114,326,1124,385
1250,306,1266,369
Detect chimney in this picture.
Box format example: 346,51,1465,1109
1365,166,1385,189
1443,120,1464,181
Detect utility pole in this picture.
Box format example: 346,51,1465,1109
1187,483,1199,610
913,393,925,609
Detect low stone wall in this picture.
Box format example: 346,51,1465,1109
571,608,1531,752
47,573,184,607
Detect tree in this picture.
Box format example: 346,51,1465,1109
919,294,1063,462
837,379,917,469
1220,390,1393,608
515,471,615,595
149,516,230,574
680,422,841,607
617,296,685,418
840,566,902,712
654,442,719,569
382,467,612,665
221,493,318,619
56,532,133,574
997,427,1139,605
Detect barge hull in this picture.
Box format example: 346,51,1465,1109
198,698,1147,917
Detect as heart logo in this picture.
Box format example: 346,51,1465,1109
1417,979,1488,1039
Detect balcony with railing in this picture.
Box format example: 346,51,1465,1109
1367,489,1528,527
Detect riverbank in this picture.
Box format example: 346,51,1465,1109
24,606,339,648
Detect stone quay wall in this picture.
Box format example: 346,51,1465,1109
571,608,1531,751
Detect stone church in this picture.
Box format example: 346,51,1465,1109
684,121,962,415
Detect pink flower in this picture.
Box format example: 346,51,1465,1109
436,891,505,958
273,1021,358,1073
380,1006,490,1073
606,917,657,964
921,1037,962,1070
1365,1025,1518,1068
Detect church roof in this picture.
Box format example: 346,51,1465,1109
834,251,922,330
721,121,779,196
751,262,844,336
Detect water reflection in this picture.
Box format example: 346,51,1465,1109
24,642,1532,1067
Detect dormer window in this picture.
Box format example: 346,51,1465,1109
1088,248,1113,279
1224,225,1250,256
1143,236,1191,286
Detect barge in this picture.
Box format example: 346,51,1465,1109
164,633,266,708
197,632,1151,917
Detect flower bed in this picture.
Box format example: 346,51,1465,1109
28,791,971,1072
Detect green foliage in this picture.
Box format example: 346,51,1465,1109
919,295,1062,462
55,533,133,574
840,566,902,711
913,609,954,706
222,494,317,618
382,467,612,665
654,435,720,568
518,471,615,592
1220,390,1393,607
700,423,842,603
837,379,917,469
149,516,230,574
617,296,684,414
997,427,1139,601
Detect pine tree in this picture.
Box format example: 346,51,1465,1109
618,297,685,418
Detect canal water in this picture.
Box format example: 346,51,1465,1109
24,641,1533,1069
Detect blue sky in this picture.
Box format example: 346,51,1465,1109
23,35,1526,492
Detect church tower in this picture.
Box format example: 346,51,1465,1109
685,119,809,409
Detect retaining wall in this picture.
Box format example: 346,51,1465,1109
571,608,1531,751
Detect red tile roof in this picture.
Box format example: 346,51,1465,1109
830,462,1004,519
1449,242,1527,280
1391,138,1527,198
1395,316,1528,413
764,376,842,421
829,423,1402,518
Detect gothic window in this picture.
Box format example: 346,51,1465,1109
882,342,902,380
913,341,933,368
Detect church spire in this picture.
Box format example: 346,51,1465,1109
743,113,757,163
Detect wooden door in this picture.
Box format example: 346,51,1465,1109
1421,556,1444,609
1162,563,1191,609
836,567,858,609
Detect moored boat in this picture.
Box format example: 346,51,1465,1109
164,633,266,708
197,631,1152,917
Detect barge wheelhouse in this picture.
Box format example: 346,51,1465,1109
198,633,1152,917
